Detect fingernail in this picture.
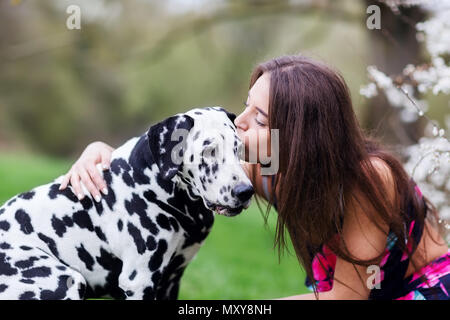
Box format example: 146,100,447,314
95,195,101,203
77,194,83,200
102,188,108,195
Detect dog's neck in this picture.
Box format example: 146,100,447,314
130,135,214,220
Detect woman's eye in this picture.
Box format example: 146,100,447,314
255,118,266,127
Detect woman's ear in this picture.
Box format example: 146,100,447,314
147,114,194,180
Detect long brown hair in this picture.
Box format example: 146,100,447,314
249,54,445,297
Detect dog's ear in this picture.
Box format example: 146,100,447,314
216,107,236,124
147,114,194,180
225,110,236,124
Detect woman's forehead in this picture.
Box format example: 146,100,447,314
248,74,270,111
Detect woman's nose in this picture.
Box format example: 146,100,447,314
234,111,249,131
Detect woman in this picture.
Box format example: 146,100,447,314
59,54,449,300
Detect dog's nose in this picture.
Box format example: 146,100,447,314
232,183,254,203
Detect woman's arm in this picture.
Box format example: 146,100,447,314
59,141,115,201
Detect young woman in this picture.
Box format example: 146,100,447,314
59,54,449,300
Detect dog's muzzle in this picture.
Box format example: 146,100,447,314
206,183,254,217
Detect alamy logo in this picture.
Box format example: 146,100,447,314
366,265,381,289
366,5,381,30
66,5,81,30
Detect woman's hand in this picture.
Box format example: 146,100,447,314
59,141,115,202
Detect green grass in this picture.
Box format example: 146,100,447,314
0,152,309,299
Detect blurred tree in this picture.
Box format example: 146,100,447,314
363,0,427,150
0,0,364,157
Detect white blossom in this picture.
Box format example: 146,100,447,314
361,1,450,241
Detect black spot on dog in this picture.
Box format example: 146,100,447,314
22,266,51,278
15,209,34,234
94,226,107,242
19,291,36,300
0,284,8,293
20,279,35,284
48,184,78,203
77,244,95,271
0,221,10,231
127,222,146,255
129,270,137,281
94,248,125,300
194,111,202,115
63,216,74,227
156,214,171,231
0,208,5,215
151,270,161,287
20,245,32,251
123,171,135,188
211,162,218,174
78,282,87,298
6,198,17,207
40,275,73,299
224,196,229,202
188,170,194,178
117,219,123,231
126,290,134,297
37,233,59,258
146,235,156,251
103,170,113,185
125,194,158,235
169,217,179,232
92,198,104,216
56,266,66,271
80,197,93,211
0,242,11,250
18,191,35,200
51,215,67,237
73,210,94,232
148,239,168,272
15,256,39,269
110,158,132,176
103,186,117,211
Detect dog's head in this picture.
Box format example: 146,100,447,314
148,107,253,216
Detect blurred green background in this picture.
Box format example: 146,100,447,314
1,0,448,299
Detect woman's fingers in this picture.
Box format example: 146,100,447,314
86,164,108,195
100,148,112,170
59,170,72,190
70,173,85,201
78,168,102,202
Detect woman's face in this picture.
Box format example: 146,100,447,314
235,72,271,163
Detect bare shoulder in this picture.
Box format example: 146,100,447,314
360,156,397,207
342,157,395,258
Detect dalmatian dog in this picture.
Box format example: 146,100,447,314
0,107,254,300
